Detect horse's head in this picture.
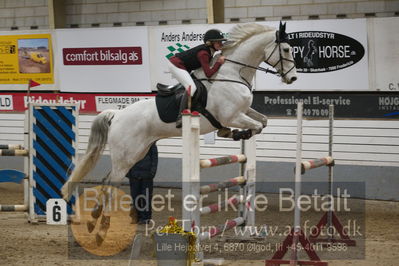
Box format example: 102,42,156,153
264,22,297,84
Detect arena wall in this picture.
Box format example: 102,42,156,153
1,2,398,201
1,112,398,200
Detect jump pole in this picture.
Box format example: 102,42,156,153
266,102,328,266
308,105,356,246
182,110,202,259
199,176,246,194
327,105,334,239
0,144,23,150
182,109,256,262
241,131,256,228
292,101,304,262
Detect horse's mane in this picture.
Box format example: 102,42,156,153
222,23,275,51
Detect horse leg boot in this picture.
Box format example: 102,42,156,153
217,128,252,140
227,112,264,139
176,91,188,128
232,129,253,141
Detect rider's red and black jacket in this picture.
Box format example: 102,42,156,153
169,44,222,78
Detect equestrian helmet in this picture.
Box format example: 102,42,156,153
204,29,227,44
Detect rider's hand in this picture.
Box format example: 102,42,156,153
217,56,225,64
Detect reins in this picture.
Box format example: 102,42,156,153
224,36,296,81
196,77,252,91
225,58,279,75
197,57,281,91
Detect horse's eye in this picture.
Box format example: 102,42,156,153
283,48,289,53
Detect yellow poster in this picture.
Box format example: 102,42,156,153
0,34,53,84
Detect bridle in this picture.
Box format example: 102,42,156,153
199,30,296,90
264,34,296,79
225,30,296,80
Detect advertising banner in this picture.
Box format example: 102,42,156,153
372,17,399,91
55,27,151,93
0,33,54,90
257,19,368,91
0,92,154,113
252,92,399,119
1,91,396,119
149,19,368,91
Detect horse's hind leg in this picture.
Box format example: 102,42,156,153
87,173,111,233
95,166,132,245
87,198,103,233
95,187,112,245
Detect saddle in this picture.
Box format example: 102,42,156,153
156,83,184,97
155,78,252,141
155,77,222,129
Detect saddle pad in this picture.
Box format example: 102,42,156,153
155,79,208,124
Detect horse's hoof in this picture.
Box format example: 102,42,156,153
262,116,268,128
96,221,109,246
87,221,96,233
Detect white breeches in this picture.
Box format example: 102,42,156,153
167,60,197,97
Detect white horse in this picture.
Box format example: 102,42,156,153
62,22,297,243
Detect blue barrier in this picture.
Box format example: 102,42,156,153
30,104,77,219
0,169,25,184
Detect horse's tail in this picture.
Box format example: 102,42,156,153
62,110,115,200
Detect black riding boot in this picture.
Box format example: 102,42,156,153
176,92,188,128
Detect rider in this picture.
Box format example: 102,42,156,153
167,29,227,128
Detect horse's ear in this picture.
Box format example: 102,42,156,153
278,22,288,43
276,21,283,43
279,21,283,33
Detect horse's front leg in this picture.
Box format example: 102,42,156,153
86,193,104,233
226,112,264,137
246,108,268,128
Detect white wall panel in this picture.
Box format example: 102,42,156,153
370,17,399,91
2,113,398,167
